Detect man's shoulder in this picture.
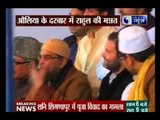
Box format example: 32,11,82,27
78,34,90,46
63,35,76,42
67,65,87,80
120,69,133,80
63,35,77,46
145,59,155,83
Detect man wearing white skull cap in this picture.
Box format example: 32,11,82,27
118,26,155,112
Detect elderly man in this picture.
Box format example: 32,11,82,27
26,39,91,100
13,36,42,100
118,26,155,112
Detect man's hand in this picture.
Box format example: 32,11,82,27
29,62,47,89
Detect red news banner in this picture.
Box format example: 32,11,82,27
16,15,120,26
15,100,125,112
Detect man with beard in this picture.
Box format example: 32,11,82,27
96,8,155,81
98,32,133,100
13,36,42,100
26,39,91,100
74,8,116,99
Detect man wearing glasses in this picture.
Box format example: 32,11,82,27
26,39,91,100
13,36,42,100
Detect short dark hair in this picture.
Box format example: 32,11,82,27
119,45,155,62
108,32,119,52
129,45,154,62
77,8,86,13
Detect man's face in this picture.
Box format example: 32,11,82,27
83,8,107,29
102,40,121,72
119,55,137,74
38,50,62,74
69,8,85,36
83,8,100,16
13,56,30,81
119,8,137,15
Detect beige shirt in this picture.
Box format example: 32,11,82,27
74,26,116,99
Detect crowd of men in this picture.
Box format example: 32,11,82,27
13,8,155,112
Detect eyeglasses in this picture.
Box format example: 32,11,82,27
14,61,31,66
38,55,63,60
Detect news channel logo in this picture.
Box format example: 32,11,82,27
122,15,147,25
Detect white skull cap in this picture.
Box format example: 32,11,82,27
118,26,152,54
